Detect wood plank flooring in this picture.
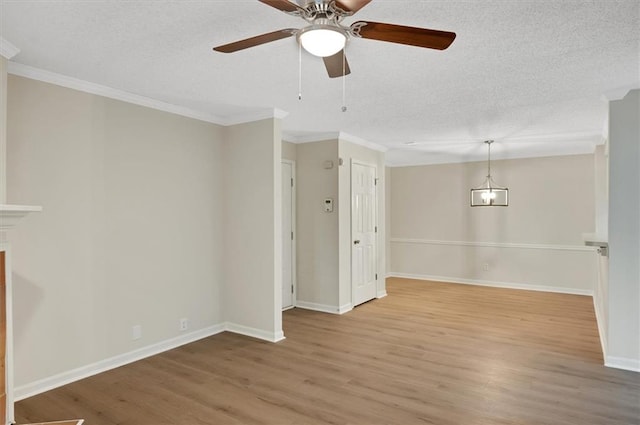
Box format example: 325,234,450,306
16,278,640,425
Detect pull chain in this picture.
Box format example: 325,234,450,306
298,42,302,101
341,50,347,112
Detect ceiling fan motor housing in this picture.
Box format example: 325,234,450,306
294,1,345,21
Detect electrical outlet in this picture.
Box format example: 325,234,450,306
483,263,490,271
179,318,188,331
132,325,142,340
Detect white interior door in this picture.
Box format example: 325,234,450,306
351,161,377,307
281,161,295,310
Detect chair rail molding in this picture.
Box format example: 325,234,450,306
390,238,594,252
389,237,598,297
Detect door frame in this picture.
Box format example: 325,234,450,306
282,159,297,310
350,159,379,307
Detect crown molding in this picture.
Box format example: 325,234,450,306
221,108,289,126
386,140,598,167
0,38,20,60
385,131,603,167
273,108,289,120
7,62,291,128
283,131,340,144
338,131,388,152
8,62,227,124
282,130,388,153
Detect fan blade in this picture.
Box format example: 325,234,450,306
351,21,456,50
214,29,297,53
323,50,351,78
258,0,306,14
334,0,372,14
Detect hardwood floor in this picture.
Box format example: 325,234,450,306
16,278,640,425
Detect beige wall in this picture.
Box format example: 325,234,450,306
295,138,386,312
385,167,391,274
594,144,609,238
391,155,595,244
7,75,226,389
0,56,7,203
295,140,340,310
389,154,598,293
222,119,282,340
282,141,297,161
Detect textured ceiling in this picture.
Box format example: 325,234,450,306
1,0,638,165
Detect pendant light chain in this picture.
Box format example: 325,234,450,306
487,140,492,179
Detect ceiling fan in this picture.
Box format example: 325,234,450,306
213,0,456,78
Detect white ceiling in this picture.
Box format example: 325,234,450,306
1,0,638,166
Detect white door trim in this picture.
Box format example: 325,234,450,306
281,159,297,310
350,159,379,307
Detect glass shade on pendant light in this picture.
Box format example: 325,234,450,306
298,25,347,57
470,182,509,207
470,140,509,207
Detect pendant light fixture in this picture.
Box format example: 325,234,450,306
470,140,508,207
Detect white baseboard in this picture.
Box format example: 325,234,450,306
14,324,226,401
377,290,388,299
605,356,640,372
338,303,353,314
224,322,285,343
14,321,288,401
296,300,344,315
387,272,594,296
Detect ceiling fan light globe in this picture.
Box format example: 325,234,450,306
298,27,347,57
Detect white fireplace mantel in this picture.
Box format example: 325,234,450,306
1,204,42,424
0,204,43,231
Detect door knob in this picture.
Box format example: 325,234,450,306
354,240,361,244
